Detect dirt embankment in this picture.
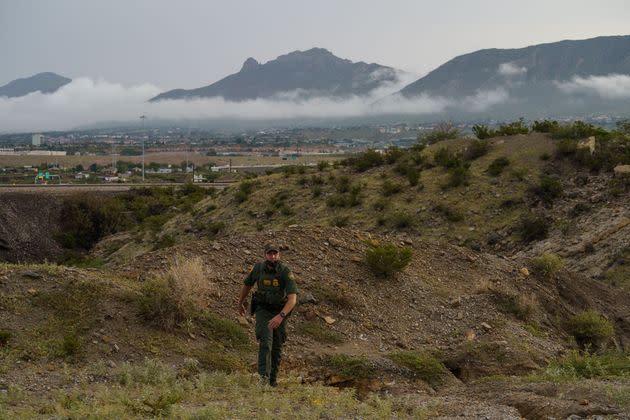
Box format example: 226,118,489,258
0,193,64,262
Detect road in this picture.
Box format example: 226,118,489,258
0,182,233,194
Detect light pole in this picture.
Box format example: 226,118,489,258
140,115,146,181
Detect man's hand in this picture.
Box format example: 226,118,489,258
238,301,247,316
268,314,284,330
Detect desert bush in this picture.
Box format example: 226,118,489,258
328,354,373,379
554,138,578,158
463,139,490,161
365,243,413,277
539,152,551,161
405,167,420,186
530,252,564,277
472,124,495,139
0,330,12,346
516,212,550,242
532,119,559,133
138,256,214,329
234,180,256,203
384,146,404,164
61,332,81,357
486,157,510,176
297,321,344,344
388,211,414,230
372,198,388,211
317,161,329,171
335,175,351,193
311,185,322,198
344,149,384,172
433,204,464,222
313,283,353,308
330,215,349,227
443,165,471,189
327,184,362,208
153,234,176,250
492,290,534,321
551,121,607,140
542,351,630,379
531,175,563,204
381,180,403,196
310,175,325,186
496,118,529,136
419,121,460,144
433,147,463,169
388,351,448,386
568,310,614,349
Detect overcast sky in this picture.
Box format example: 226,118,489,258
2,0,630,90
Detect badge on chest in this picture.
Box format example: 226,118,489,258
262,278,280,287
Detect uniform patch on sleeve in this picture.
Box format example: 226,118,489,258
288,272,296,281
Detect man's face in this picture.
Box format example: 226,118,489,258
265,250,280,263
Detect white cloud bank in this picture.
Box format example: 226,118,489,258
555,74,630,99
498,62,527,77
0,74,510,132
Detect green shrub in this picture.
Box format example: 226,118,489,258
405,167,420,186
492,290,534,321
464,140,490,161
496,118,529,136
530,252,564,278
472,124,494,140
532,119,559,133
328,354,373,379
154,234,176,250
433,147,463,169
372,198,388,211
486,157,510,176
568,310,614,349
311,185,322,198
297,321,344,344
433,204,464,222
443,165,470,189
365,243,413,277
543,351,630,379
516,212,550,242
388,211,414,230
381,180,403,196
555,139,578,158
384,147,404,164
344,149,384,172
330,215,349,227
0,330,12,346
388,351,448,386
539,152,551,161
317,161,329,171
550,121,607,140
234,180,256,203
531,175,563,204
61,332,81,357
419,122,460,144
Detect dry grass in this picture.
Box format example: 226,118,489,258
138,255,217,329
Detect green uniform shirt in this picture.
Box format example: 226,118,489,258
244,261,298,307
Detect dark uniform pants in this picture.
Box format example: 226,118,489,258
255,308,287,382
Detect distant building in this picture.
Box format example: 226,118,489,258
32,134,44,146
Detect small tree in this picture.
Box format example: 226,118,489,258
569,310,614,349
365,243,413,277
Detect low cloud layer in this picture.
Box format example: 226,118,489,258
0,74,511,133
556,74,630,99
498,62,527,77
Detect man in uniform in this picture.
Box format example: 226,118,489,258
237,243,298,386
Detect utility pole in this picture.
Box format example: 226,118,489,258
140,115,146,181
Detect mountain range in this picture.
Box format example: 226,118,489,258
149,48,403,102
3,35,630,120
0,72,71,98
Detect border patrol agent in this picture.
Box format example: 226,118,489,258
237,243,298,386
